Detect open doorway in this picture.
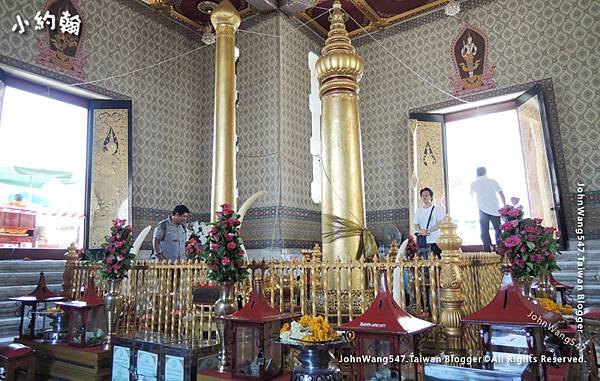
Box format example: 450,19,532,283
444,109,531,245
409,85,565,250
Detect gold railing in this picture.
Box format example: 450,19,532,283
64,221,502,352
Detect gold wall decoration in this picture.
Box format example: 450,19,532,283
88,103,131,249
35,0,87,79
450,23,496,96
408,118,447,231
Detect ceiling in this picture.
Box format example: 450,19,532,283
142,0,452,38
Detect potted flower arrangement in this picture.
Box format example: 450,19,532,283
78,218,135,279
185,203,248,283
78,218,134,347
194,203,248,372
497,205,561,298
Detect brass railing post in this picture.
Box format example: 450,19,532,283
62,243,78,298
437,215,465,354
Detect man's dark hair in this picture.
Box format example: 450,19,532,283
172,205,190,216
476,167,487,177
420,187,433,197
14,194,23,201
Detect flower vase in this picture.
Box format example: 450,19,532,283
517,276,535,299
535,273,556,301
103,278,123,349
215,281,237,373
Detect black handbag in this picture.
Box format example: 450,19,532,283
416,206,435,249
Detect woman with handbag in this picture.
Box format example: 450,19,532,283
412,187,444,259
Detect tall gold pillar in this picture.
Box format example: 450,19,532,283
210,0,240,220
210,1,240,374
317,1,365,288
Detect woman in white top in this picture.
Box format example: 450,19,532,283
413,187,444,259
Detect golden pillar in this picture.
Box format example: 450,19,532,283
437,215,466,356
210,0,240,220
317,1,365,288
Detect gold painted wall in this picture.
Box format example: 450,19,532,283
408,119,446,229
89,108,129,248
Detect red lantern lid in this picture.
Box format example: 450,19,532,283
9,272,64,303
56,275,104,309
548,273,573,291
462,255,561,326
219,277,300,324
337,267,434,335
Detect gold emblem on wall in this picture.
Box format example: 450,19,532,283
35,0,87,79
450,23,496,96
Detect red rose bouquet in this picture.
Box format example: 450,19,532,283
79,219,135,279
200,204,248,282
184,233,203,260
101,219,135,279
497,205,561,279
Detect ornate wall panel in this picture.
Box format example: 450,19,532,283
235,13,280,209
279,14,345,246
88,105,131,248
408,119,446,230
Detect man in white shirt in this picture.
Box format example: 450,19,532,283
413,187,445,258
470,167,506,252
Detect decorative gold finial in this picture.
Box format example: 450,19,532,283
315,0,364,96
210,0,241,30
66,242,78,261
313,243,322,262
437,215,463,255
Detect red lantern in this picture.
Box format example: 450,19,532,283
338,267,434,380
56,275,107,347
9,272,64,339
217,277,299,380
462,255,562,380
